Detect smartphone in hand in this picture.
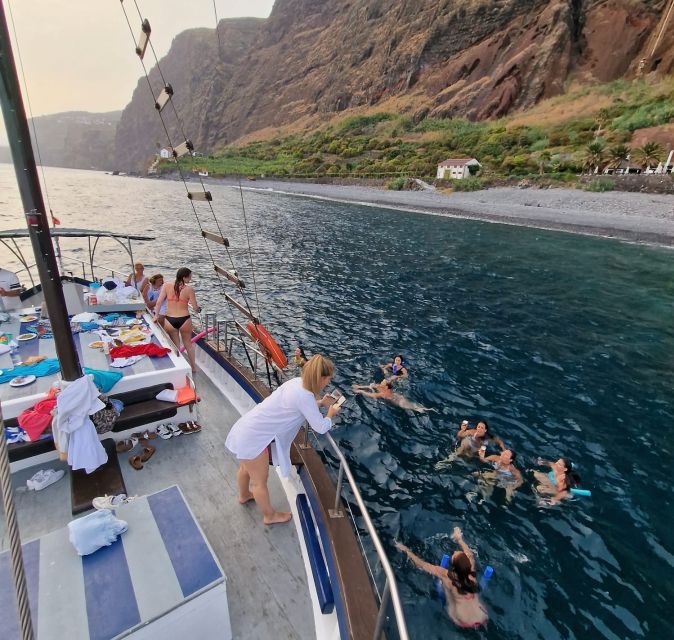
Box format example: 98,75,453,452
333,394,347,408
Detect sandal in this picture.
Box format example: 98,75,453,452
129,455,143,470
188,421,202,433
156,424,173,440
116,437,138,453
140,446,156,463
132,430,157,441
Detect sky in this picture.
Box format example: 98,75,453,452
0,0,275,145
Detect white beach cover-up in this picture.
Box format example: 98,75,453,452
225,377,332,477
55,374,107,474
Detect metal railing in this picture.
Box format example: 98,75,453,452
12,252,128,285
305,427,410,640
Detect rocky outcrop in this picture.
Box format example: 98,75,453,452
114,0,670,170
28,111,121,171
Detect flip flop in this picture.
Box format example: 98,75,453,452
188,420,203,433
140,446,156,463
116,437,138,453
129,455,143,470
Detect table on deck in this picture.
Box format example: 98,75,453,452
0,311,190,417
0,485,231,640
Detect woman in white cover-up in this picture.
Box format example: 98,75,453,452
225,354,342,525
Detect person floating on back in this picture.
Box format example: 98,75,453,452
352,380,436,413
395,527,488,629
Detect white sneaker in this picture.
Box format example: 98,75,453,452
92,494,137,510
28,469,64,491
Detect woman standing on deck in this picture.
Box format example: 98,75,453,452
154,267,200,373
143,274,167,327
226,355,342,525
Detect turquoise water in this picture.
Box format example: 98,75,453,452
2,166,672,638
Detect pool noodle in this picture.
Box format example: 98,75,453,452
435,554,450,605
548,471,591,497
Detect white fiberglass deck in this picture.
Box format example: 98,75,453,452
0,370,316,639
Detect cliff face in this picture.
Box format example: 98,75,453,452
115,0,671,170
27,111,121,170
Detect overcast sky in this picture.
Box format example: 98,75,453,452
1,0,274,145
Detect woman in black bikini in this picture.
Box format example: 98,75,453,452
155,267,200,373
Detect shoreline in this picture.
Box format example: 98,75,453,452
203,177,674,247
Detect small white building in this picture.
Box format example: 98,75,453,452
437,158,481,180
159,148,171,159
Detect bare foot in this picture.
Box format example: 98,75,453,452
238,493,255,505
263,511,292,525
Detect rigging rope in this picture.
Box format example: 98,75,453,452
119,0,275,374
7,0,62,267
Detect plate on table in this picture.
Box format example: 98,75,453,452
20,315,38,323
88,340,104,349
10,374,37,387
18,333,37,341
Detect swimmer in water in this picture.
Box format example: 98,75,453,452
533,457,581,504
477,448,524,500
352,380,436,413
293,346,308,369
381,355,408,383
456,419,506,457
395,527,488,629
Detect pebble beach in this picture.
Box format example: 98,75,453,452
231,179,674,246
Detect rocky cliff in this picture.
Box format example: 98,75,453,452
115,0,672,170
26,111,121,170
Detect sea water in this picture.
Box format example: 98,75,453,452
1,165,672,639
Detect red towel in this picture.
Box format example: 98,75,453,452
18,388,58,441
109,343,171,359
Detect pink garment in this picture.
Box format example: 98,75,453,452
18,389,58,441
109,343,170,359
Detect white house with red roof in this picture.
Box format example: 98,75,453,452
437,157,481,180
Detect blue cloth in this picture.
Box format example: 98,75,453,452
103,314,120,322
0,358,61,384
110,398,124,414
84,368,123,393
68,509,128,556
79,322,99,331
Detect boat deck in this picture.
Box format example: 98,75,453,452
0,310,190,417
0,370,315,639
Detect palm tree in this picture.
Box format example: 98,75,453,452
582,140,606,173
606,144,630,169
632,142,663,170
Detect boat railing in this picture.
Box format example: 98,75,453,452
302,425,409,640
198,315,287,385
12,252,129,286
193,312,408,638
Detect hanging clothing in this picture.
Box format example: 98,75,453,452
109,343,170,359
0,267,23,311
225,377,332,478
55,375,107,474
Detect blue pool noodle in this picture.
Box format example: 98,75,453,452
570,488,592,497
435,554,450,605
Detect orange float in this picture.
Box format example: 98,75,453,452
247,322,288,369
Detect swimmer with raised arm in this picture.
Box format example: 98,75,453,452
477,448,524,500
352,380,436,413
381,355,408,383
534,457,581,504
456,419,506,457
395,527,488,629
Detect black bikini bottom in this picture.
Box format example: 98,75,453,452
165,315,190,330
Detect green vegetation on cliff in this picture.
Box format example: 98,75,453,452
169,79,674,184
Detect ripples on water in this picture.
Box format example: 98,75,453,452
1,166,673,639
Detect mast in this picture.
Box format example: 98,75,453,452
0,0,82,380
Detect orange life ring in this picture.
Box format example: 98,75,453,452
247,322,288,369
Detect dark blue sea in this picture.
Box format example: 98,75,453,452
2,165,672,639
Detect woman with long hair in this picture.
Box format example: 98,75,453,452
395,527,488,628
534,457,581,504
225,354,342,524
154,267,200,373
143,273,166,327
